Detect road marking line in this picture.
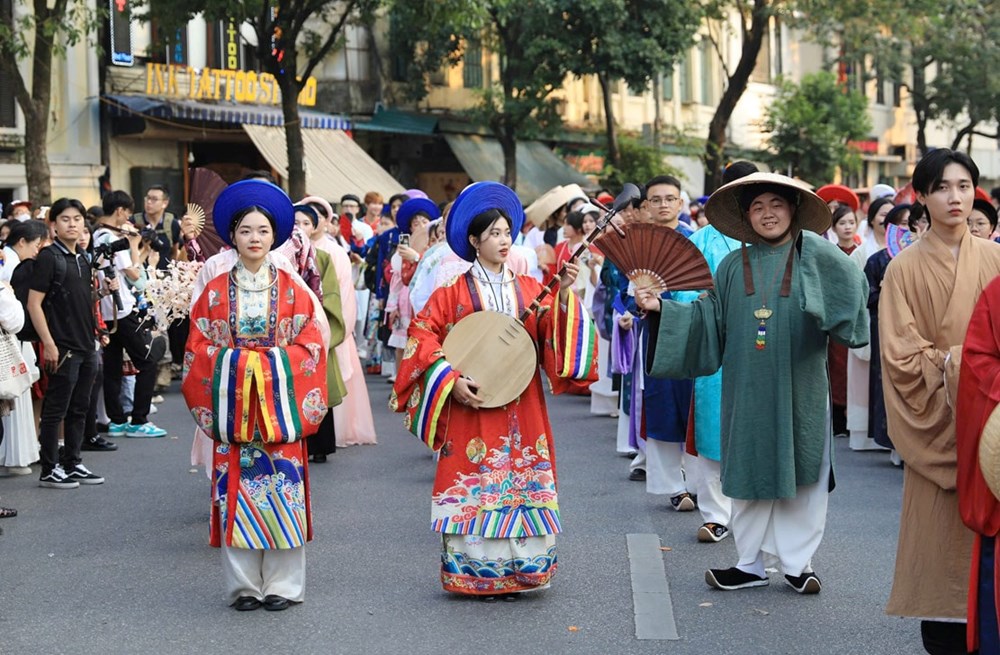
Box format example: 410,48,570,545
627,533,680,640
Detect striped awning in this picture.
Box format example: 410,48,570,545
243,124,404,199
104,94,350,130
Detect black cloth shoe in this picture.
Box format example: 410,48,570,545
311,454,327,463
697,523,730,543
233,596,261,611
705,567,769,590
81,436,118,452
670,492,697,512
784,572,822,594
628,469,646,481
263,595,291,611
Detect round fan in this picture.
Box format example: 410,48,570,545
186,168,229,258
594,222,714,293
886,223,915,259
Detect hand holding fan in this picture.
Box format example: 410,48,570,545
594,223,714,294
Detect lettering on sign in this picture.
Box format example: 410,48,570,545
144,62,318,107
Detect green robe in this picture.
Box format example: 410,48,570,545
646,231,869,500
316,248,348,407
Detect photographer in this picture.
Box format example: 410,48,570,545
94,191,167,439
132,185,177,271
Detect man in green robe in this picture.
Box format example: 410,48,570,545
636,173,869,594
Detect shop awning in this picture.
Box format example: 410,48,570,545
104,94,350,130
352,108,438,135
243,124,404,199
444,134,592,203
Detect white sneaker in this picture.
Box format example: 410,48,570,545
149,404,158,414
0,466,32,477
151,395,165,404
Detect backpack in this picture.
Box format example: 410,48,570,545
11,246,69,343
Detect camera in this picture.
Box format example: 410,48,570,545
141,227,166,250
93,236,130,312
93,236,130,260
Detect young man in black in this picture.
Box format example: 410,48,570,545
28,198,117,488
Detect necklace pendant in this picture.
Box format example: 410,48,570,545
756,320,767,350
753,307,773,321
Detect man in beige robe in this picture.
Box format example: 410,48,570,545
881,151,1000,653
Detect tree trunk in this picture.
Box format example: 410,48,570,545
23,109,51,206
280,81,307,200
498,123,517,190
598,73,620,168
703,0,769,194
652,74,662,149
276,48,307,200
18,0,58,206
911,60,929,156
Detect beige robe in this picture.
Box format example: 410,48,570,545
880,229,1000,619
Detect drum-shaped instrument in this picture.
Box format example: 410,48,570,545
440,184,640,409
441,312,536,408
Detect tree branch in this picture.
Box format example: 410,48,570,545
705,20,732,79
298,0,358,85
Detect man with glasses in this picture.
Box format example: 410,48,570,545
613,175,697,512
133,184,178,270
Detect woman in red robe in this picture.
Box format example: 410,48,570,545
391,182,597,600
182,180,328,612
956,276,1000,655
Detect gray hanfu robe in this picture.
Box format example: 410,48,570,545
646,231,869,500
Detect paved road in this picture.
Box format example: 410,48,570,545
1,375,923,654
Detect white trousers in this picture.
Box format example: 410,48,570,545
732,435,831,578
645,440,691,497
221,544,306,604
616,394,633,455
695,457,732,526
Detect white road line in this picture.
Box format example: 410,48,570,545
627,533,680,640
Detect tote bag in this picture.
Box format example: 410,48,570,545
0,330,32,399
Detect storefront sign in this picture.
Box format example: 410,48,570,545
216,19,243,70
144,62,317,107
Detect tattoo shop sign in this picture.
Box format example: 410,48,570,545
144,62,318,107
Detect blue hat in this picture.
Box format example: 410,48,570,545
396,197,440,234
446,182,524,262
213,180,294,250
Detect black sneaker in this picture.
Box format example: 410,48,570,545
784,572,822,594
81,436,118,452
705,567,769,590
39,466,80,489
628,468,646,481
64,464,105,485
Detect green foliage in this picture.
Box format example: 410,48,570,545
600,138,684,190
0,0,103,63
762,71,871,185
557,0,701,90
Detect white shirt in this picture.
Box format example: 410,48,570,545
0,246,21,283
93,226,136,321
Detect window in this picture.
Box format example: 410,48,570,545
699,40,714,105
679,53,693,103
463,40,482,88
893,81,902,107
773,18,783,77
876,68,885,105
661,71,673,101
751,21,771,84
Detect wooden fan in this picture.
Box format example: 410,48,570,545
594,223,714,293
185,203,206,236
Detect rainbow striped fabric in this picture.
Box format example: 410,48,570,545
553,290,596,380
212,347,302,444
408,358,458,450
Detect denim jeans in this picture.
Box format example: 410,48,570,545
39,348,98,474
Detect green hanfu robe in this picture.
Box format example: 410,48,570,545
646,231,869,500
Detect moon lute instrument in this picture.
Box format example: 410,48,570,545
440,185,638,408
